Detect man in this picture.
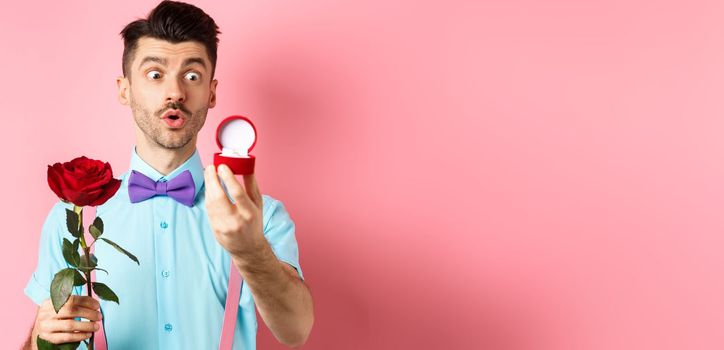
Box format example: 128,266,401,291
23,1,314,349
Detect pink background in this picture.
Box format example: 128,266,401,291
2,1,724,349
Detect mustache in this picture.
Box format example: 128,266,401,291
156,102,192,117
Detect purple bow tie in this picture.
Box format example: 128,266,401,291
128,169,196,207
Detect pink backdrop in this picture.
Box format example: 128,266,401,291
2,1,724,349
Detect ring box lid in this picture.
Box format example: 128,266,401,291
215,115,257,158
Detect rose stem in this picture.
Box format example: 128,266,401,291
75,205,95,350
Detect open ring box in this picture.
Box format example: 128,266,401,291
213,115,257,175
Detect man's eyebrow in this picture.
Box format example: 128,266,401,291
138,56,167,67
182,57,208,70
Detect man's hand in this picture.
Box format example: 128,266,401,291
203,164,314,347
204,164,266,260
33,296,101,346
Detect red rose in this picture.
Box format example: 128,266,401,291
47,156,122,207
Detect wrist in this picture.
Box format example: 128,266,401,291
231,240,276,275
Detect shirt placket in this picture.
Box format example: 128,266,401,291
153,178,180,349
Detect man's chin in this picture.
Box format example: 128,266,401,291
155,136,193,150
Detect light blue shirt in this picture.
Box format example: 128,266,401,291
25,147,304,350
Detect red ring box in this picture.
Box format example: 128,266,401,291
213,115,257,175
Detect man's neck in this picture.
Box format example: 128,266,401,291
135,137,197,176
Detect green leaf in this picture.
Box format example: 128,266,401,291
61,238,80,267
50,268,75,313
36,336,54,350
73,269,86,287
94,216,104,231
57,341,81,350
89,225,101,239
77,267,107,274
78,253,97,268
65,209,80,237
58,342,81,350
76,253,98,273
90,216,104,239
92,282,119,304
36,338,81,350
77,266,108,274
100,238,139,265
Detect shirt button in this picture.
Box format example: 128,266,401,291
160,221,168,229
164,323,173,332
161,270,170,278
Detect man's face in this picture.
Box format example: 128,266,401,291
117,37,217,150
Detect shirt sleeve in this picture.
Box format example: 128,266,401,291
261,195,304,280
24,201,79,305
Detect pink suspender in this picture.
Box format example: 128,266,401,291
93,267,107,350
218,264,243,349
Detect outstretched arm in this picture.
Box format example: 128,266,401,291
204,164,314,347
233,243,314,347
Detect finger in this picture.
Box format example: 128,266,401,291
243,173,263,209
46,319,100,333
67,295,101,311
204,165,235,214
56,304,102,321
41,331,93,344
217,164,255,211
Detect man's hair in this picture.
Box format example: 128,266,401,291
120,0,221,79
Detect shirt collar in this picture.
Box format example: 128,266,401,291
128,145,205,201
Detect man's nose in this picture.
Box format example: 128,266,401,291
165,77,186,103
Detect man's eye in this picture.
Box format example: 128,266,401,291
146,71,162,80
185,72,200,81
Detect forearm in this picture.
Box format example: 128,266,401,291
232,243,313,347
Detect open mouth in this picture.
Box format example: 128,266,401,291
162,110,186,128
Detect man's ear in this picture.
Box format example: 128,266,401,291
116,76,130,106
208,79,218,108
